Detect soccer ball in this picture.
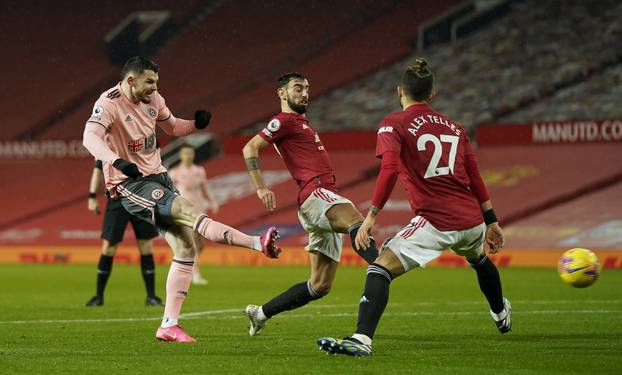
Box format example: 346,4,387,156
558,248,601,288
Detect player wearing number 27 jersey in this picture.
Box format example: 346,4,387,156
375,88,484,231
317,58,511,357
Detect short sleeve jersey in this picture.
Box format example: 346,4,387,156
257,112,337,205
86,84,171,197
376,103,483,231
168,164,207,208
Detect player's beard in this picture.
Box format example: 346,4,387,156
132,86,152,104
287,97,308,114
139,91,152,104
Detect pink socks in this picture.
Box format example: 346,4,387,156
161,258,194,327
193,214,259,250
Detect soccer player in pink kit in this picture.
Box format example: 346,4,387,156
168,143,220,285
317,59,510,356
242,72,379,336
82,57,281,342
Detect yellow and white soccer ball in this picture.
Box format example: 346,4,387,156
558,248,601,288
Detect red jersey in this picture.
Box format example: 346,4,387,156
258,112,337,205
376,103,489,231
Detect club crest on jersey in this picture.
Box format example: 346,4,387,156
91,105,104,120
267,119,281,132
151,189,164,200
148,107,157,118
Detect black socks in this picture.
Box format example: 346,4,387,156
95,255,114,297
140,254,156,298
262,280,323,319
355,263,392,339
470,255,505,314
348,222,379,264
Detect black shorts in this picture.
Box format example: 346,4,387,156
116,172,179,230
101,198,159,245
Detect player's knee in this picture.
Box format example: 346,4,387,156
171,197,198,223
310,280,332,297
137,240,153,255
101,241,118,256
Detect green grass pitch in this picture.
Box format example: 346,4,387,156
0,264,620,374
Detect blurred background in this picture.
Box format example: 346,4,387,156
0,0,620,268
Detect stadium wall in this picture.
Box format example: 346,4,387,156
1,124,620,267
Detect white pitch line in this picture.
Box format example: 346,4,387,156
0,303,620,325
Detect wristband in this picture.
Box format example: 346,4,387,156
88,192,97,199
483,209,498,225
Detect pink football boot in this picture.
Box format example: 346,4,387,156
260,227,282,259
155,325,197,342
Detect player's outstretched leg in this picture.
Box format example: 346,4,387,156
317,248,405,356
156,226,198,342
171,196,281,258
246,253,336,336
193,214,281,258
468,255,511,333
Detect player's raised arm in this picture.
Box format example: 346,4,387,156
156,110,211,136
242,134,275,211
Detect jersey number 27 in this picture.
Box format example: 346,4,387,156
417,134,459,178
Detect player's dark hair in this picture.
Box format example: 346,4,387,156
277,72,307,88
179,143,195,150
121,56,160,78
401,58,434,102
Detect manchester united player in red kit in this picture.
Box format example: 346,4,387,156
317,59,511,356
242,72,379,336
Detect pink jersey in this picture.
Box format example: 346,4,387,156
168,164,208,208
86,84,171,197
376,103,487,231
258,112,337,205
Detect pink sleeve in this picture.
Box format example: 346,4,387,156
157,114,196,136
82,122,119,162
155,92,195,136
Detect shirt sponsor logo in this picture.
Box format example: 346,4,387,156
91,105,104,120
262,128,273,138
267,119,281,132
378,126,393,134
127,133,157,153
151,189,164,200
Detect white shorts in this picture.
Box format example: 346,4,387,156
297,188,353,262
385,216,486,270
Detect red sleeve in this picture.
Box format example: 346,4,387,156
258,117,288,144
370,151,400,209
375,118,402,158
464,136,490,203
